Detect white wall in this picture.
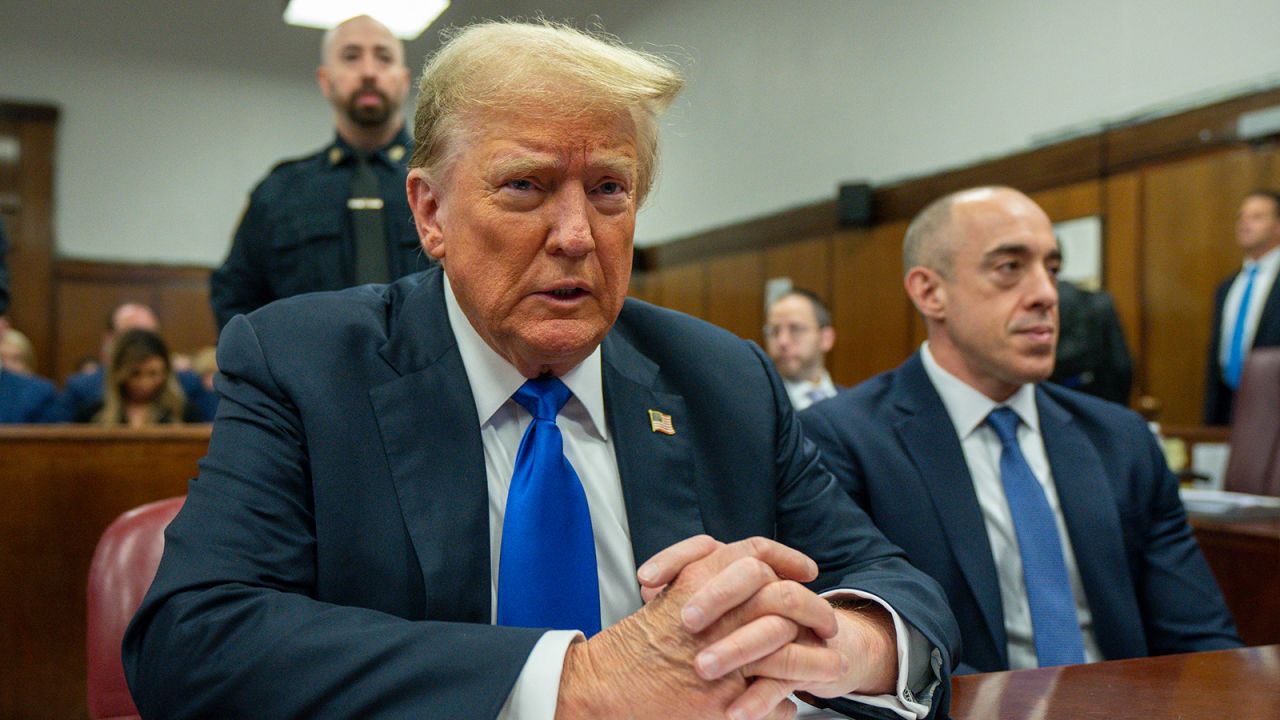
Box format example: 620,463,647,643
3,1,1280,263
626,0,1280,245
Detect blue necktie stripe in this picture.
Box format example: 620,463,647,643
1225,264,1259,390
987,407,1085,667
497,376,601,636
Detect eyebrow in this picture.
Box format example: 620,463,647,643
488,152,637,180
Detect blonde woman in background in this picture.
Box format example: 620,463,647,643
84,329,200,426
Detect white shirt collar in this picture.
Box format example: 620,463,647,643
920,342,1039,439
443,272,609,440
1245,245,1280,274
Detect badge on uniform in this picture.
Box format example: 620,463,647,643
648,409,675,435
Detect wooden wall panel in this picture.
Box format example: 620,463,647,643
628,269,658,305
0,426,208,719
830,222,914,386
1030,179,1102,222
50,262,216,382
705,250,764,341
1104,172,1144,396
1142,148,1262,425
652,261,707,319
763,235,834,303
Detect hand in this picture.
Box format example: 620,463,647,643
639,536,898,712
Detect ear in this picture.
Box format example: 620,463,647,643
316,65,329,97
407,168,446,260
819,326,836,353
905,266,947,322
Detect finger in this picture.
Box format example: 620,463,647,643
735,580,839,639
640,582,667,604
695,614,797,680
684,556,779,633
636,534,721,587
741,643,848,686
726,537,819,583
760,696,798,720
728,677,796,720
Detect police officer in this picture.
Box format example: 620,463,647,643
210,15,428,331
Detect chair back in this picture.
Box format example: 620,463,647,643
86,496,185,720
1225,348,1280,496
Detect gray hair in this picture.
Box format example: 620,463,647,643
409,20,684,206
903,186,1016,278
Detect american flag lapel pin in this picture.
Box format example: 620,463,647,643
648,409,675,435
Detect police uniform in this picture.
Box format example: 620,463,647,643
210,127,430,331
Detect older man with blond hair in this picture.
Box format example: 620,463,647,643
126,20,957,720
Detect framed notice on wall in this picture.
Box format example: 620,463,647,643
1052,215,1104,289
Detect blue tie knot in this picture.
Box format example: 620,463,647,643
986,406,1021,446
513,376,571,421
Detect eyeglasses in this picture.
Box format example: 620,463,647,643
763,323,818,340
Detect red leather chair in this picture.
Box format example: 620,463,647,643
1225,348,1280,497
87,496,185,720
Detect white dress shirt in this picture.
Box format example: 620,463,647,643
443,276,934,719
921,343,1103,669
783,370,839,411
1218,246,1280,371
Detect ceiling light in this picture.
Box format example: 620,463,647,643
283,0,450,40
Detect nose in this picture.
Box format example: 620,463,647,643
546,184,596,258
1025,263,1058,312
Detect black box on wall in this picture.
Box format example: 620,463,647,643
837,182,874,228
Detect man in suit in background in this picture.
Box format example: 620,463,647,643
1051,278,1132,405
802,186,1240,674
126,20,958,720
765,288,840,410
1204,190,1280,425
209,15,428,332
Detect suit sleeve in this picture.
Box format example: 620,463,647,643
123,314,545,719
210,196,274,333
1133,420,1243,653
757,345,958,719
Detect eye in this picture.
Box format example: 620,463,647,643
505,178,537,192
596,180,626,196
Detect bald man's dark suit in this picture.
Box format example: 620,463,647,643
802,353,1240,674
124,266,958,719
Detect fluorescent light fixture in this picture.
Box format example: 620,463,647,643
283,0,450,40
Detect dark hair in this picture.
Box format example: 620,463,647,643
1245,190,1280,216
774,288,833,328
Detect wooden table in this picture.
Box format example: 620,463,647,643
951,645,1280,719
1191,514,1280,645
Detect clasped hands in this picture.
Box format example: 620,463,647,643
557,535,897,720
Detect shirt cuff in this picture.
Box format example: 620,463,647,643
497,630,583,720
816,589,940,720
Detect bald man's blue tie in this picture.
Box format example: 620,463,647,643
987,407,1085,667
496,376,601,636
1225,263,1260,390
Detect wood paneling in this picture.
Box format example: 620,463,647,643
51,261,216,382
705,251,764,342
652,261,707,319
1104,172,1144,394
0,426,209,719
1029,180,1101,222
763,235,834,304
1105,87,1280,172
1142,148,1262,425
0,105,58,380
830,222,914,386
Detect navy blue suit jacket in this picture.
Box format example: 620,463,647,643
0,369,57,423
125,267,958,719
802,353,1240,674
1205,270,1280,425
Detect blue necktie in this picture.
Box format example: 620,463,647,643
496,377,601,636
987,407,1085,667
1225,264,1260,390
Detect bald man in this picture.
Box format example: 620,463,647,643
802,187,1240,674
210,15,430,331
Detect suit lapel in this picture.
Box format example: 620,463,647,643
601,330,704,569
1036,388,1139,658
893,354,1008,663
369,269,491,623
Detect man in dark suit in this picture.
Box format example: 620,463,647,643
125,21,957,720
1204,190,1280,425
1051,279,1132,405
765,288,841,410
803,186,1240,675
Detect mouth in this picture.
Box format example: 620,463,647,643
1015,324,1056,345
536,285,592,304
